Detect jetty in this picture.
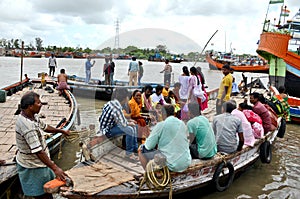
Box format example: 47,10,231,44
0,78,77,194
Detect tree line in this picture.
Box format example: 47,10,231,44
0,37,202,60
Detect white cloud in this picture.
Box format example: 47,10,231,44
0,0,298,54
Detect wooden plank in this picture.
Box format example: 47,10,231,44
101,148,144,175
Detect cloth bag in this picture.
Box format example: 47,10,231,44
193,84,206,102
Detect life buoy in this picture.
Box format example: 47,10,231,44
213,161,235,192
277,118,286,138
260,141,272,164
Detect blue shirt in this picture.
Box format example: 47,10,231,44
128,61,139,72
85,60,93,71
145,116,191,172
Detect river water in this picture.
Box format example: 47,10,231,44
0,57,299,199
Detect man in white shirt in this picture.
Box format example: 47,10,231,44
48,53,57,77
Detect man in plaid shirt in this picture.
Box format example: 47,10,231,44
99,88,138,157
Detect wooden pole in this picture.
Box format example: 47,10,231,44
193,30,218,67
20,41,24,82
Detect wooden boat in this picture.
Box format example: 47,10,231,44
256,8,300,98
67,75,219,101
148,57,183,63
206,54,269,73
58,114,282,198
0,77,78,189
287,96,300,123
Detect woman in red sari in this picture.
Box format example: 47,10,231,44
128,90,150,143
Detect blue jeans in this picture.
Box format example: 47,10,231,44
138,75,143,86
106,124,138,155
85,70,91,83
110,73,114,85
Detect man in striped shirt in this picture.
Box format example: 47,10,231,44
15,91,70,198
99,88,138,157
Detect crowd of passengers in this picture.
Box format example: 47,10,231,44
98,83,289,173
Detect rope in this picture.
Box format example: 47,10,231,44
217,152,227,164
137,159,172,199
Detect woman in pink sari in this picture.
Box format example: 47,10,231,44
188,67,206,111
196,67,208,110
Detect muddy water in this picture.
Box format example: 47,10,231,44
1,57,299,198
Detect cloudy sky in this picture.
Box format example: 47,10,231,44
0,0,298,54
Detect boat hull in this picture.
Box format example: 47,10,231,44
60,118,281,198
206,54,269,73
0,79,77,187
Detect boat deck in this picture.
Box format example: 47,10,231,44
0,82,74,184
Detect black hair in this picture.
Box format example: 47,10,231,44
112,88,129,102
222,64,230,70
131,89,141,98
239,102,252,110
143,84,153,92
60,69,65,73
190,67,200,85
182,66,189,76
132,57,136,61
20,91,40,110
278,86,286,93
188,102,201,116
196,67,205,85
155,84,163,93
223,101,236,113
161,104,174,117
250,92,260,99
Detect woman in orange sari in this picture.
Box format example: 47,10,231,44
128,90,150,143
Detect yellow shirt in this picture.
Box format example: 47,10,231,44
162,88,169,97
217,73,232,101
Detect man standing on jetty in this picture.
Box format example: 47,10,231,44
15,91,70,199
85,56,95,84
216,64,233,115
48,53,57,77
128,56,139,86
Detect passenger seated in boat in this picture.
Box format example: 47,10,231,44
99,88,138,158
239,102,264,138
141,84,154,113
187,103,217,159
166,90,181,119
231,77,239,96
212,101,244,154
128,90,150,143
231,101,256,147
162,82,170,100
151,84,166,105
56,69,70,95
138,105,191,172
249,92,272,133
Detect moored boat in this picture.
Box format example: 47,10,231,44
287,96,300,123
256,7,300,98
206,53,269,73
57,116,281,198
0,77,78,192
67,75,219,101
